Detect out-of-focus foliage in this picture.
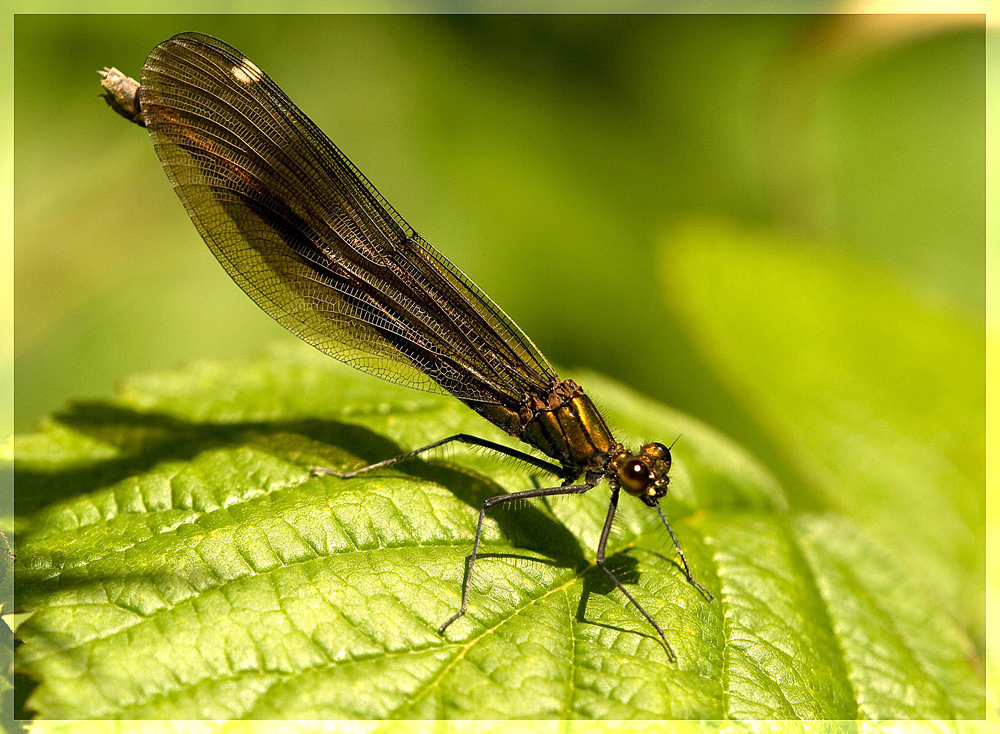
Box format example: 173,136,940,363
660,223,985,648
13,15,983,431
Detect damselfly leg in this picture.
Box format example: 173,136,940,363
595,487,677,660
312,433,565,479
438,480,598,635
654,503,714,601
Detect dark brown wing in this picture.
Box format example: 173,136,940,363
138,32,557,407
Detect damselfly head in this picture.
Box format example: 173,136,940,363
611,442,672,505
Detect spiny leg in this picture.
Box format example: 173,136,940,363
596,487,677,661
313,433,565,479
653,502,713,601
438,480,597,635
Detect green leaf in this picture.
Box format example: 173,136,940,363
10,345,984,719
8,721,996,734
660,223,986,646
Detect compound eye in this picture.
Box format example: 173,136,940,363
642,442,672,469
620,459,651,495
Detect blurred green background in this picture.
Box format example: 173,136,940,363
13,15,984,427
11,14,986,657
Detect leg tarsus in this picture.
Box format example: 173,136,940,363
654,502,713,602
311,466,349,478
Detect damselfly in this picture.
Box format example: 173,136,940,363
100,32,713,660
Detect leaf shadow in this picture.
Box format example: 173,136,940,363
469,548,663,644
573,553,667,643
14,399,590,593
12,399,678,705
